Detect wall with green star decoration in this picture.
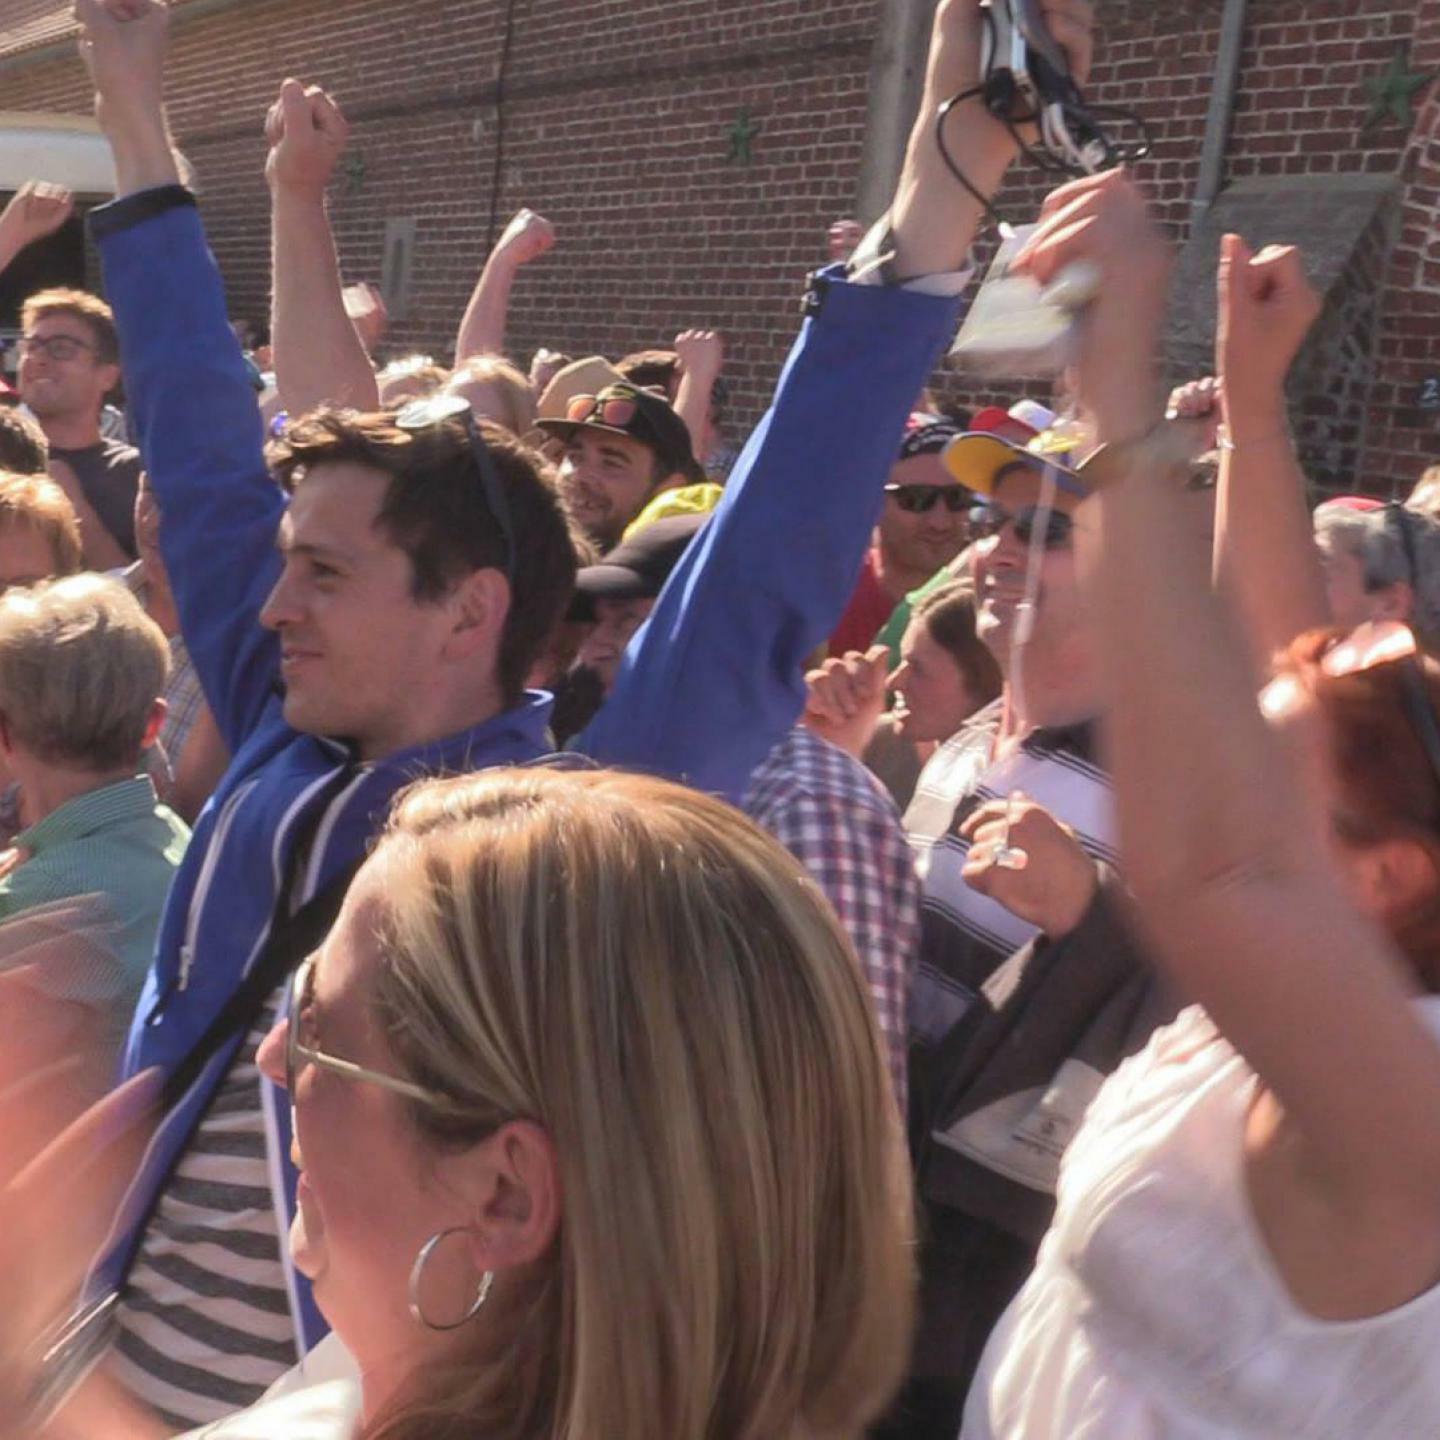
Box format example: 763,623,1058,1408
726,108,762,166
1362,45,1434,134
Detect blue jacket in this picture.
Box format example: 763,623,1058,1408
86,187,965,1357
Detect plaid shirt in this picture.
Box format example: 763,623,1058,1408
744,726,921,1108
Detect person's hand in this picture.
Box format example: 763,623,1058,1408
802,645,889,758
493,208,555,268
528,347,568,395
0,1064,159,1434
0,182,75,257
933,0,1096,151
74,0,170,136
1012,168,1172,447
264,78,348,196
1216,234,1320,441
674,329,724,386
1165,375,1224,453
959,795,1098,937
343,281,388,355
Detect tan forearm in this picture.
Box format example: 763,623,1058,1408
270,189,378,415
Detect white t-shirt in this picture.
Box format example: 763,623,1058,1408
178,1334,361,1440
963,1000,1440,1439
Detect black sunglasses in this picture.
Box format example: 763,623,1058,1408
884,483,971,514
395,394,516,582
971,504,1073,548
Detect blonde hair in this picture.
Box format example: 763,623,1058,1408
0,574,168,769
447,355,538,437
365,767,912,1440
0,471,83,577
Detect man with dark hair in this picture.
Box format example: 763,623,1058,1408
67,0,1042,1426
18,287,143,558
538,381,700,548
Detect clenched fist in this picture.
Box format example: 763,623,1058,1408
265,78,349,195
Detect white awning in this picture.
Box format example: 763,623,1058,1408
0,111,114,196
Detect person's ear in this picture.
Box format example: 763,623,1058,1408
141,698,168,752
452,1120,561,1276
95,360,123,397
1352,833,1440,926
443,568,511,663
1370,579,1415,626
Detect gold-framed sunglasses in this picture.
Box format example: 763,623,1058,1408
285,953,445,1106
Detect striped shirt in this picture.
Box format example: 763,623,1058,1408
904,701,1115,1049
112,997,296,1430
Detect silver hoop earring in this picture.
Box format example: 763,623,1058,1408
407,1226,494,1331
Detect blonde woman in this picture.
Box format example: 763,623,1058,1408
1,767,911,1440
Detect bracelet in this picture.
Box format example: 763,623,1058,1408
1216,425,1292,453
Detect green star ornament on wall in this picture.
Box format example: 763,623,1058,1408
1362,46,1434,134
727,107,762,165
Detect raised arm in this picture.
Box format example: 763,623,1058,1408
1018,170,1440,1226
267,79,379,414
453,208,555,364
672,329,723,463
0,181,75,275
578,0,1094,801
78,0,286,751
1213,234,1330,673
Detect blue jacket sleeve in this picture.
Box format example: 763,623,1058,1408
576,269,966,803
92,189,284,755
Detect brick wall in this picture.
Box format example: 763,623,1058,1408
4,0,1440,491
3,0,878,430
931,0,1428,488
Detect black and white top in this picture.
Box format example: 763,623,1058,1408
904,701,1116,1049
112,996,297,1430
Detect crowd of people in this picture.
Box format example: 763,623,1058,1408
0,0,1435,1436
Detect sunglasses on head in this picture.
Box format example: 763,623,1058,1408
971,504,1073,548
394,394,516,582
565,388,644,430
883,483,971,515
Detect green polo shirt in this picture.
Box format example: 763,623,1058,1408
0,776,190,1030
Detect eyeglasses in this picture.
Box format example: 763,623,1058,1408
286,953,446,1106
883,484,971,514
20,333,97,363
395,394,515,582
971,504,1073,549
564,389,642,429
1322,621,1440,795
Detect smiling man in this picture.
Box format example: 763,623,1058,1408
539,382,698,549
18,289,143,559
830,418,968,655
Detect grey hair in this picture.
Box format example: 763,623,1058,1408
0,574,169,770
1316,502,1440,650
1313,506,1409,591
